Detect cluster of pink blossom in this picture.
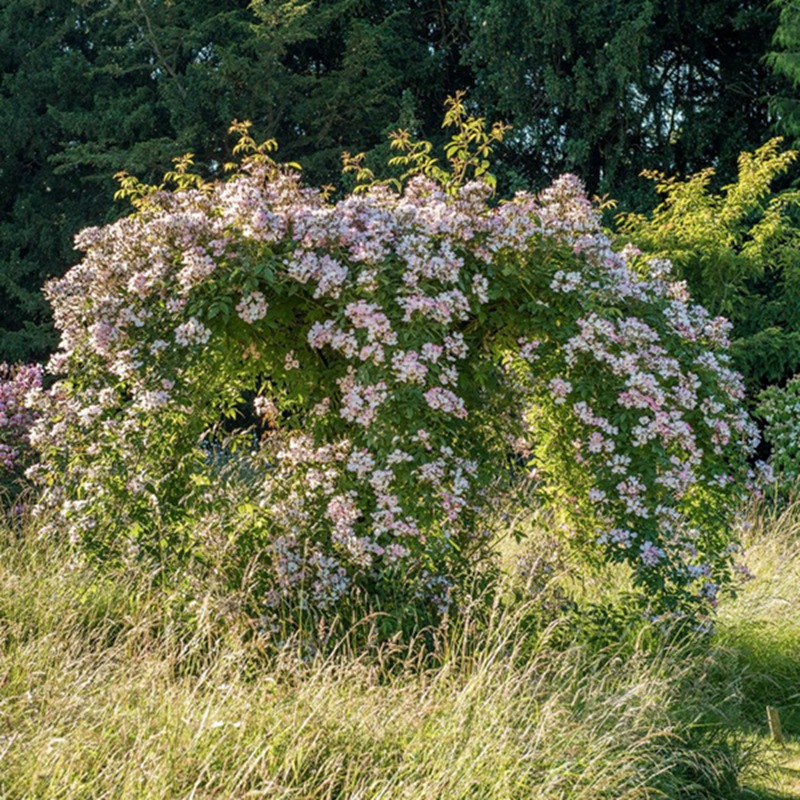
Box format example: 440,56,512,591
391,350,429,384
175,317,212,346
337,371,390,428
423,387,468,419
236,291,269,323
26,152,759,616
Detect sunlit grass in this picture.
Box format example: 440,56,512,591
2,499,799,799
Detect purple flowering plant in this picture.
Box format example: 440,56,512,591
27,105,759,617
0,362,42,499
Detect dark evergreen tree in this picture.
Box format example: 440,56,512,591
767,0,800,142
0,0,268,361
247,0,471,183
0,0,468,362
463,0,781,206
0,0,788,362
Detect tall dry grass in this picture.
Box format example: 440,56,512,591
0,502,777,799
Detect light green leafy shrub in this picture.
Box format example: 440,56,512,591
617,138,800,398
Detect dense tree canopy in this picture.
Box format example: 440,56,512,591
768,0,800,143
1,0,272,360
1,0,799,363
465,0,783,201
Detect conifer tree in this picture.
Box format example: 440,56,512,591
464,0,779,205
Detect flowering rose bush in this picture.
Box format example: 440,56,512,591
27,123,759,618
0,362,42,499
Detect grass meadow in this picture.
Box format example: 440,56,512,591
2,496,800,799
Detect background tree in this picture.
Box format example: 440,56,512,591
767,0,800,142
463,0,781,205
246,0,470,182
1,0,272,361
0,0,793,364
0,0,467,363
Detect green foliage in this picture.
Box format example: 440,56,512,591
463,0,781,204
767,0,800,144
757,376,800,488
0,509,766,800
343,92,510,195
27,113,758,623
616,138,800,396
387,90,510,193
